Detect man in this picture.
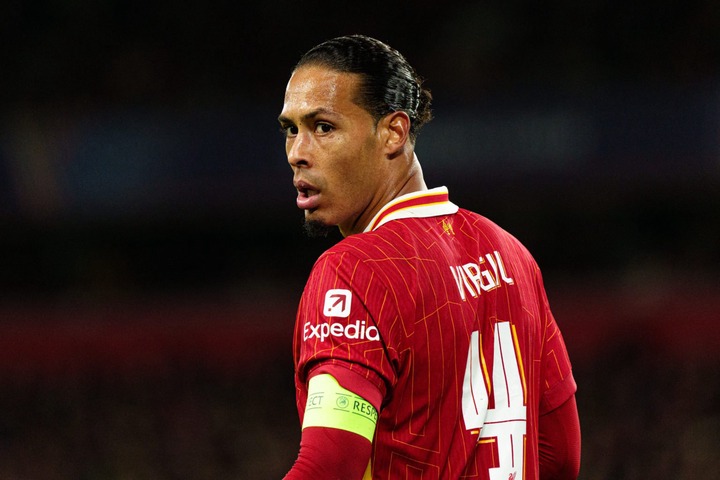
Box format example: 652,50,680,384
278,35,581,480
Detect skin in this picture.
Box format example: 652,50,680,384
278,65,427,237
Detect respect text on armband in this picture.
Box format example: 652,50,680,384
351,398,379,423
303,320,380,342
308,390,378,423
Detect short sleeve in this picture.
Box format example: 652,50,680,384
295,249,399,401
539,307,577,414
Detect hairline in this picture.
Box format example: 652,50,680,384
293,62,386,125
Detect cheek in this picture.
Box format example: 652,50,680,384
325,164,367,209
325,132,381,192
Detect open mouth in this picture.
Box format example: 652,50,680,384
295,181,320,211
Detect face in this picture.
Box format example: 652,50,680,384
278,65,390,237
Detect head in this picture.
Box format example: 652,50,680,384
295,35,433,144
278,35,432,237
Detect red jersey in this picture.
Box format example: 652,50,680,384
293,187,576,479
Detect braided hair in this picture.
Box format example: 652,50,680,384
295,35,433,142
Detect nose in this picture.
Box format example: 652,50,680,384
287,132,311,168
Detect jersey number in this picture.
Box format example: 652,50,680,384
462,322,527,480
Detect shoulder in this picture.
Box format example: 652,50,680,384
452,208,542,274
307,228,412,285
459,208,530,245
307,235,381,280
455,207,507,233
319,229,397,261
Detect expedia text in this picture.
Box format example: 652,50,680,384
303,320,380,342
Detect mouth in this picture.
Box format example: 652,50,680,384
294,180,320,211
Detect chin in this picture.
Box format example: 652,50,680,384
303,219,334,238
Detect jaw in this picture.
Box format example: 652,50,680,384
304,205,357,238
302,189,373,237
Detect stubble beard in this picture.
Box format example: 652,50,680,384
303,219,333,238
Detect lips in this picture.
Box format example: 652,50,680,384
294,180,320,210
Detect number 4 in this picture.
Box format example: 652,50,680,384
462,322,527,480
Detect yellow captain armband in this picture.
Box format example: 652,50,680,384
302,374,378,442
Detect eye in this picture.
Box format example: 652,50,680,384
315,122,333,134
280,124,298,137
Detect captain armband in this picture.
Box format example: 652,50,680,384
302,374,378,442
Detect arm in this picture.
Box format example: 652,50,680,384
538,394,581,480
283,427,371,480
284,373,379,480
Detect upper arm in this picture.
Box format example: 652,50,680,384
284,372,378,480
283,426,372,480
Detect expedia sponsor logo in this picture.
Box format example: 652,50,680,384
303,320,380,342
323,289,351,317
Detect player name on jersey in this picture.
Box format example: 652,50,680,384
450,250,515,301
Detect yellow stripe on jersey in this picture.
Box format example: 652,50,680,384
363,460,372,480
302,374,378,442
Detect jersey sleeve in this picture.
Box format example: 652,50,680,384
538,395,582,480
283,425,373,480
294,248,399,406
537,272,577,414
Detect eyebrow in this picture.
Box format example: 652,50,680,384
278,108,335,125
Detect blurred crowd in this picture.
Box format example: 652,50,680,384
0,338,716,479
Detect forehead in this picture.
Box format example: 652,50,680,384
281,65,363,119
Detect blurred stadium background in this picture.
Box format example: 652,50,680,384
1,1,719,478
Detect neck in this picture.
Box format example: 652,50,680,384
338,153,427,237
394,153,427,198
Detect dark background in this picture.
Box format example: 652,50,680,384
1,1,719,478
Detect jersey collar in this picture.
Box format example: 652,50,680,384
363,186,459,233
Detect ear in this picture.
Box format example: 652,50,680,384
380,111,411,158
